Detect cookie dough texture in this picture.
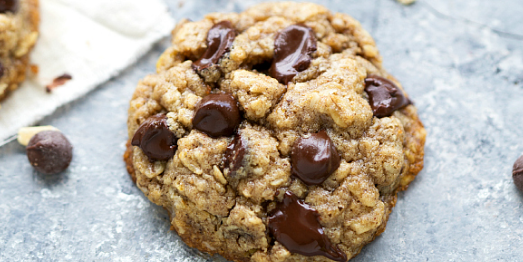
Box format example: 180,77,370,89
125,2,426,261
0,0,39,101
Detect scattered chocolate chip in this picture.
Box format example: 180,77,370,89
192,93,240,137
268,191,347,262
291,130,341,185
513,156,523,192
364,75,410,118
269,24,317,84
131,114,177,162
192,21,236,71
0,62,4,78
224,133,247,177
0,0,18,13
46,73,72,93
26,130,73,175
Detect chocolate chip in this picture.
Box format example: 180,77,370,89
192,21,236,71
224,133,247,177
192,93,240,137
291,130,341,185
513,156,523,192
131,114,177,162
269,24,317,84
0,0,18,13
268,191,347,262
26,131,73,175
364,75,411,118
0,62,4,78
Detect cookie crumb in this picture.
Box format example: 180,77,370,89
397,0,416,5
30,64,39,75
46,73,72,93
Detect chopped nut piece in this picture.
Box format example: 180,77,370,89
397,0,416,5
46,74,73,93
18,126,60,146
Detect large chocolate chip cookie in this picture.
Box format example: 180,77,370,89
124,2,426,261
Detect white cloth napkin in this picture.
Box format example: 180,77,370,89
0,0,175,145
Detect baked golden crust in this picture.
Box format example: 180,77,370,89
0,0,39,101
125,2,426,261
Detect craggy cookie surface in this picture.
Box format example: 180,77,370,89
125,2,426,261
0,0,39,101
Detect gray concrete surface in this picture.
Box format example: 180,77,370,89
1,0,523,261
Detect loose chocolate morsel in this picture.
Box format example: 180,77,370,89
269,24,317,84
364,75,411,118
192,93,240,137
513,156,523,192
0,0,18,13
224,133,247,176
192,21,236,71
291,130,341,185
26,131,73,175
268,191,347,262
131,114,177,162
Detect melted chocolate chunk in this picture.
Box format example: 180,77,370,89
269,24,317,84
26,131,73,175
131,114,177,162
192,21,236,71
513,156,523,192
0,0,18,13
224,133,247,176
364,75,411,118
252,60,272,74
268,191,347,262
192,93,240,137
291,130,341,185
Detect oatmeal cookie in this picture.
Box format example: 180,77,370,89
0,0,39,101
124,2,426,261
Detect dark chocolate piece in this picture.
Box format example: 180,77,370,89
131,114,177,162
224,133,247,176
364,75,410,118
513,156,523,192
46,74,73,93
0,0,18,13
269,24,317,84
192,21,236,71
26,130,73,175
291,130,341,185
192,93,240,137
268,191,347,262
0,62,4,78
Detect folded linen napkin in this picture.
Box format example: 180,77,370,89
0,0,175,145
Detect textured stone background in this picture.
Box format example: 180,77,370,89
1,0,523,261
